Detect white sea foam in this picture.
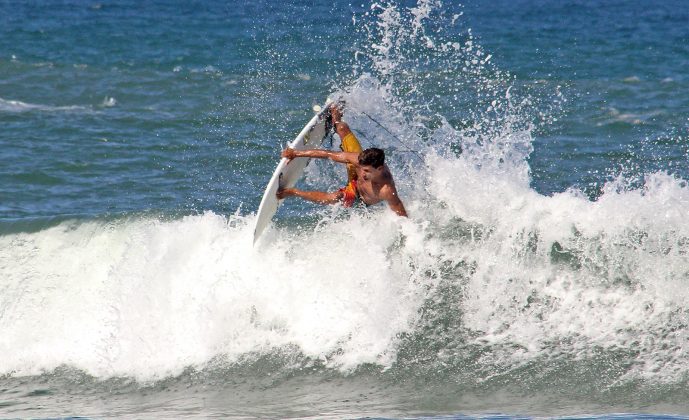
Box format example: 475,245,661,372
0,211,425,380
189,65,222,75
424,153,689,381
2,150,689,382
101,96,117,107
597,107,665,126
0,97,92,113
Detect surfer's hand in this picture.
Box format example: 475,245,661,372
276,187,292,199
282,148,296,160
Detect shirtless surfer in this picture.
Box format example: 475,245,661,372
276,105,408,217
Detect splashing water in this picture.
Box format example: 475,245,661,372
302,0,689,390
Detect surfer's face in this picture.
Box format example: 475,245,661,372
360,165,382,181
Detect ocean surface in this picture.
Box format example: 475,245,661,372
1,0,689,418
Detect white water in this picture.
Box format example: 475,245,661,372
2,142,689,383
0,211,428,380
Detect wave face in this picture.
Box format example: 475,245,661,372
4,172,689,384
0,211,425,380
2,0,689,417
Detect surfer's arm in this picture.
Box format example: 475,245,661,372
282,148,358,165
381,185,408,217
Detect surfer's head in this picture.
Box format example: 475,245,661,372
358,148,385,181
358,148,385,168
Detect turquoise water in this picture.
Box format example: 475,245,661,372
2,0,689,418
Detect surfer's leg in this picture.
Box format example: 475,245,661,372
330,106,363,182
277,188,343,205
340,132,362,182
340,131,362,153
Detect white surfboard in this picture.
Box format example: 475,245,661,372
253,103,332,243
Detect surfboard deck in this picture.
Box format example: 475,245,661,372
253,103,332,244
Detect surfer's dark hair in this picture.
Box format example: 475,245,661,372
358,148,385,168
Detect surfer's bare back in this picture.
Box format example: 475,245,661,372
277,105,408,217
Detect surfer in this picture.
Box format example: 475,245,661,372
276,105,408,217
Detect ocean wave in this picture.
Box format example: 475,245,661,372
2,161,689,385
0,97,92,113
2,0,689,395
189,65,223,75
101,96,117,107
595,107,666,127
0,210,422,380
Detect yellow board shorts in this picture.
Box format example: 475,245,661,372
338,132,362,207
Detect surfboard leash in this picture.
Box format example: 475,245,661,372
358,111,424,159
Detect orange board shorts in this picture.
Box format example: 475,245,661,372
339,179,359,207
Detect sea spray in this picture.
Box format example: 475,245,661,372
328,0,689,387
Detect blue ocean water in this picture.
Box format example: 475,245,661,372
1,0,689,418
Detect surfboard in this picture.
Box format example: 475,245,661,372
253,103,333,243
